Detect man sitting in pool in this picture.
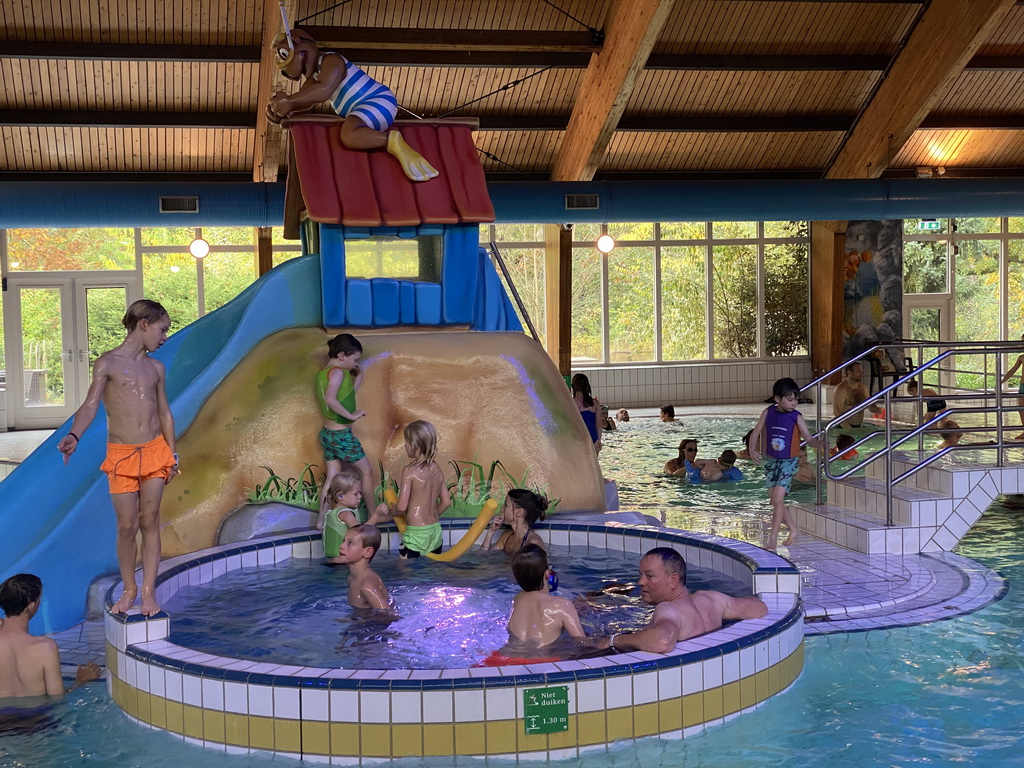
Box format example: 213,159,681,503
481,545,587,665
338,525,396,616
833,362,881,428
0,574,102,698
596,548,767,653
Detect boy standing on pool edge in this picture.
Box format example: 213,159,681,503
57,299,178,617
748,378,823,549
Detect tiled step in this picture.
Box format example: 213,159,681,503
862,451,954,495
826,475,952,526
790,502,938,555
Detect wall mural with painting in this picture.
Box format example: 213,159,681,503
842,220,904,370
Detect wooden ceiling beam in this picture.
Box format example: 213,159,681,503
253,0,293,183
0,172,254,182
0,41,260,62
551,0,676,182
302,27,601,52
480,114,853,131
825,0,1019,179
0,110,255,128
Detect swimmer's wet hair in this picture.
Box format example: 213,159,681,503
0,573,42,617
404,420,438,465
718,449,737,466
661,404,675,418
772,378,801,400
348,524,381,559
122,299,168,332
326,464,362,505
571,373,594,407
506,488,549,526
643,547,687,585
836,434,855,451
512,544,549,592
328,333,362,360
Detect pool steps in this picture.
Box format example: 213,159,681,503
791,449,1023,554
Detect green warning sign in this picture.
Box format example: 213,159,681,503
523,686,569,734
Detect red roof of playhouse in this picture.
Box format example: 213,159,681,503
285,116,495,228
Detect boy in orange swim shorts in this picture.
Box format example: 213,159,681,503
58,299,178,617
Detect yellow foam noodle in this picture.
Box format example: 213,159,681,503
382,489,498,561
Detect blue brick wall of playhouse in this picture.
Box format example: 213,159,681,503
318,223,522,332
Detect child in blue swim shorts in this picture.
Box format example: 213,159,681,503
748,378,823,549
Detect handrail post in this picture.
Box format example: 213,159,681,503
815,380,823,506
885,386,893,527
996,353,1004,467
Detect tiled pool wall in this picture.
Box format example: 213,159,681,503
582,360,813,409
105,520,804,762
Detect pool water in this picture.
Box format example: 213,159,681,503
601,416,902,514
161,548,748,669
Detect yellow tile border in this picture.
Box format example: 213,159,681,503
109,632,804,758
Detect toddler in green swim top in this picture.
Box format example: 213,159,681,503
322,465,388,564
388,420,452,559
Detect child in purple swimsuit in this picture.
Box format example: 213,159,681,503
748,378,823,549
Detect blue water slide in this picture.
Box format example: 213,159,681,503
0,256,323,633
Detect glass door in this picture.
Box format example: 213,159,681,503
4,280,76,427
3,275,136,429
903,296,954,391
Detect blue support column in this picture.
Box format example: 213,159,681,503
441,225,479,324
320,225,347,326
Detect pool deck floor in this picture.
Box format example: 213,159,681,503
0,413,1007,671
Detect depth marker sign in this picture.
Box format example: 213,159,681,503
523,686,569,734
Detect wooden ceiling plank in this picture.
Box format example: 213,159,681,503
551,0,676,181
302,26,601,53
827,0,1019,179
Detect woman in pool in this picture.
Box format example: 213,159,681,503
571,373,602,452
664,438,705,475
480,488,549,554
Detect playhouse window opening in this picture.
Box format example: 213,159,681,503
346,236,443,282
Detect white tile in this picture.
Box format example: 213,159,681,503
302,689,329,721
182,674,202,706
224,681,248,714
658,667,682,700
202,678,224,709
248,684,274,717
632,671,659,705
329,689,359,721
605,674,632,708
483,687,514,720
454,689,484,722
391,691,421,724
576,679,605,712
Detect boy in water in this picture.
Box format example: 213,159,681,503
907,380,947,425
748,378,823,549
337,525,394,614
0,574,101,698
57,300,177,616
481,545,585,665
699,450,744,483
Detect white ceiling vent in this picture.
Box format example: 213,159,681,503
159,196,199,213
564,193,600,210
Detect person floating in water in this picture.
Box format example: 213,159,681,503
571,373,602,452
0,574,101,698
596,548,767,653
616,408,630,422
660,404,676,422
480,488,549,554
316,333,387,530
57,299,178,616
907,380,947,425
698,450,744,483
831,434,858,460
338,525,395,615
748,377,824,549
266,25,438,182
390,421,451,559
480,545,585,666
664,438,703,475
322,465,390,565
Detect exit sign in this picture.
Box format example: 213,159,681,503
918,220,941,231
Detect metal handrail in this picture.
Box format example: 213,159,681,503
805,340,1024,526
